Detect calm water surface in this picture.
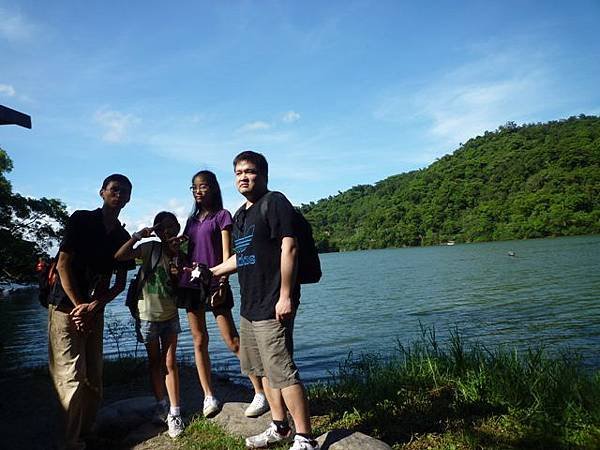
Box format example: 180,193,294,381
1,235,599,382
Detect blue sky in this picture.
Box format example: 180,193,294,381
1,0,599,234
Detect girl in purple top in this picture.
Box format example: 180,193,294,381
178,170,268,418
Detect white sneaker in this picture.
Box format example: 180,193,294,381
245,422,291,448
167,414,184,438
203,395,221,418
244,392,270,417
290,435,320,450
152,401,168,424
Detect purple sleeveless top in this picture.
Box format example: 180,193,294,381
178,209,233,289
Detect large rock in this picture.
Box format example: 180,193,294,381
96,396,167,448
317,429,392,450
95,395,158,436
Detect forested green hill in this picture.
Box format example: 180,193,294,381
301,115,600,252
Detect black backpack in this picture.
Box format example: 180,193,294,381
259,191,322,284
38,258,58,308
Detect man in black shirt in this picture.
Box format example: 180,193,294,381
212,151,319,450
48,174,134,450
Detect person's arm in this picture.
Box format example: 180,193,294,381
56,251,87,307
221,228,232,261
70,268,128,325
275,236,298,321
93,268,128,304
114,227,153,261
219,228,232,283
211,253,237,277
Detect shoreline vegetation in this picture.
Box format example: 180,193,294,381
309,328,600,449
5,328,598,449
302,115,600,252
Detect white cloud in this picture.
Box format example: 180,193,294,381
282,110,301,123
0,7,35,41
421,76,543,144
94,108,141,143
0,83,16,97
236,121,271,134
374,47,554,147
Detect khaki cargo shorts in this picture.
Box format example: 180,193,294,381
239,316,300,389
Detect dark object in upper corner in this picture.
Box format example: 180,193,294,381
0,105,32,129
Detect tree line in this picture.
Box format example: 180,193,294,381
0,147,68,283
301,115,600,252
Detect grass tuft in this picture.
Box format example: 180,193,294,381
309,326,600,449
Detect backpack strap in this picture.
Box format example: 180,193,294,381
259,191,274,227
136,241,163,297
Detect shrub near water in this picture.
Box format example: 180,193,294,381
308,328,600,449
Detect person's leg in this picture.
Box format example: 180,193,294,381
262,377,286,421
186,308,213,397
80,313,104,437
257,318,312,434
146,338,166,402
188,307,220,417
214,309,264,395
160,325,186,437
138,320,168,423
48,305,87,450
241,318,291,449
161,332,180,409
280,383,311,434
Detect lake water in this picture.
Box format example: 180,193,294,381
1,235,599,383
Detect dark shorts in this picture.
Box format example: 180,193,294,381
177,285,234,313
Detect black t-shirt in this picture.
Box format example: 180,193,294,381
50,208,134,309
233,191,300,321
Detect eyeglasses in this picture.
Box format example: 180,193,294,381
189,185,209,193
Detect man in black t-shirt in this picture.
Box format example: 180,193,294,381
48,174,134,450
212,151,319,450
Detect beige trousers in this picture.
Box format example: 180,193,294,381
48,305,104,450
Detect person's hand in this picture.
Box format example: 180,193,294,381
70,302,96,332
70,302,90,317
275,297,293,321
132,226,155,241
87,299,104,315
168,235,188,245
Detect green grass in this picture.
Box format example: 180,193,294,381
178,415,247,450
178,415,290,450
308,326,600,450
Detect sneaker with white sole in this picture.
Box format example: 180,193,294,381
152,401,168,424
167,414,184,438
289,435,320,450
244,392,270,417
203,395,221,418
245,422,291,448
